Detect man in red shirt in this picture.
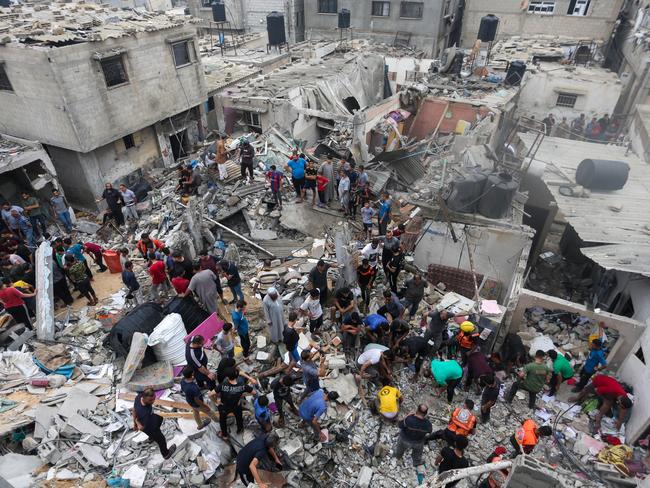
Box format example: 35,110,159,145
148,254,170,301
0,277,36,328
83,242,107,272
572,374,633,431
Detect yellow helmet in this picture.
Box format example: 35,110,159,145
460,321,475,333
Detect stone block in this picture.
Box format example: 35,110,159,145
356,466,373,488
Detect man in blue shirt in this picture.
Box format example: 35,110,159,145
63,237,92,279
285,155,306,203
299,389,339,442
181,366,217,429
378,192,392,235
254,394,272,432
573,339,607,392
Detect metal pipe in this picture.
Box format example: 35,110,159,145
174,200,273,256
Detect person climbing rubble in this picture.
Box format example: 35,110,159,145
235,432,283,488
299,389,339,442
571,374,633,432
214,367,254,439
181,366,218,429
505,349,551,410
132,388,177,460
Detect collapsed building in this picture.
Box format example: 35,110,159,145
0,10,649,488
0,2,207,210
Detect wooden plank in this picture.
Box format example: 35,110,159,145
119,392,194,411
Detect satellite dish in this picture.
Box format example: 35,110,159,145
440,46,457,73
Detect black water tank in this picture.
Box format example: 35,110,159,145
447,172,488,213
478,14,499,42
505,60,526,86
575,159,630,190
267,11,286,45
478,172,518,219
450,52,464,76
339,8,351,28
211,1,226,22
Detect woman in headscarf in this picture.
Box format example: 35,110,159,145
262,287,284,343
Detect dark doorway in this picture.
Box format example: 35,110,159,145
169,130,188,161
342,96,360,114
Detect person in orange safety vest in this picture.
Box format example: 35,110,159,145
456,321,480,365
510,419,553,456
430,398,477,445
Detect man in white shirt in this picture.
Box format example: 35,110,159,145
357,345,393,383
119,184,139,222
361,238,382,269
300,288,323,336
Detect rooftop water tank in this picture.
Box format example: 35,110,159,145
211,1,226,22
478,172,518,219
446,172,488,214
338,8,351,28
267,11,286,46
505,60,526,86
478,14,499,42
575,159,630,190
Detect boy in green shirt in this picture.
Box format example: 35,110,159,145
505,350,551,409
548,350,574,397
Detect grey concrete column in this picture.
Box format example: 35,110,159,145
35,241,55,341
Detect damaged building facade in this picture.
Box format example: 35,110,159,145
0,3,207,209
303,0,463,56
187,0,306,44
461,0,624,47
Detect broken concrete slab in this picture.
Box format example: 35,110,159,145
322,373,357,404
279,202,341,236
78,444,108,468
32,405,57,439
58,388,99,418
127,361,174,392
0,453,43,488
356,466,373,488
66,414,103,438
122,464,147,488
121,332,148,384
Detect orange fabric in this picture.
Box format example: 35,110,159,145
515,419,538,447
136,239,164,257
447,407,477,437
457,331,479,349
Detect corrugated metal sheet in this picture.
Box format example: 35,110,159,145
368,146,427,185
519,133,650,246
581,244,650,278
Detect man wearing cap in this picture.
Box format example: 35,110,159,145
506,350,550,410
455,321,480,365
573,339,607,392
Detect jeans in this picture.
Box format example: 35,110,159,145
23,227,35,248
58,210,73,232
122,205,138,221
289,346,300,363
29,214,48,236
218,403,243,436
229,283,244,302
144,415,170,457
401,298,421,318
239,333,250,358
394,434,425,466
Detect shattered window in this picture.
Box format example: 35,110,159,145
123,134,135,149
527,1,555,14
172,41,193,68
556,93,578,108
100,56,128,87
244,111,262,128
568,0,590,16
371,1,390,17
317,0,337,14
400,2,424,19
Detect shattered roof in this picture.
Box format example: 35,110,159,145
519,133,650,246
581,244,650,278
0,134,47,173
490,35,604,65
0,2,201,47
368,144,427,186
202,56,261,94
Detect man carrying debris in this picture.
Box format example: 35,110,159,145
505,349,551,410
394,404,433,467
132,388,177,459
181,263,219,313
271,375,299,427
397,335,430,382
181,366,218,429
510,419,552,456
331,285,356,325
571,374,633,432
0,277,36,328
299,389,339,442
239,138,256,184
547,350,574,397
235,432,283,488
431,398,477,445
214,367,254,439
425,308,453,358
299,349,327,399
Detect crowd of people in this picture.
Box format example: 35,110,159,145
535,112,623,143
0,146,636,487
